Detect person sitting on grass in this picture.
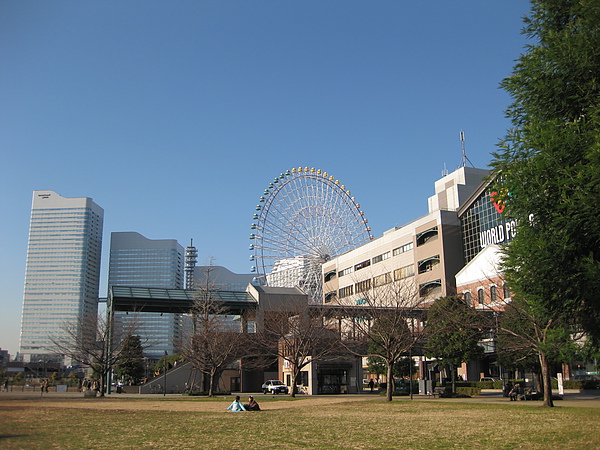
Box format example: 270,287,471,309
226,395,247,412
244,396,261,411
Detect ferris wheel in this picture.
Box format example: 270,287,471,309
249,167,373,303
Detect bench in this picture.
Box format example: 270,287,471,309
430,387,445,398
520,388,538,401
83,390,97,398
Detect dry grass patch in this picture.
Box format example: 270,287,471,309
0,397,598,449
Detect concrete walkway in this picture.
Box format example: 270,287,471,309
2,388,600,407
406,389,600,408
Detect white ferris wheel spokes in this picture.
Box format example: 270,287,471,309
249,167,372,302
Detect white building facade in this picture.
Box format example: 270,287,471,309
322,167,489,307
19,190,104,362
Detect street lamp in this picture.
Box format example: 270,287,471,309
143,357,148,383
163,351,168,397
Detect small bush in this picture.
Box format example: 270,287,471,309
440,391,472,398
380,389,414,397
563,380,599,390
456,387,480,396
186,391,231,396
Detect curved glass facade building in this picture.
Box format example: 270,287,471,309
108,232,184,360
458,180,516,264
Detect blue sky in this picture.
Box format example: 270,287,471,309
0,1,530,356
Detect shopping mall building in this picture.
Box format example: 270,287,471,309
322,166,489,310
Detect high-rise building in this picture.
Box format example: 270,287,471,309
108,232,184,360
19,190,104,362
193,265,255,292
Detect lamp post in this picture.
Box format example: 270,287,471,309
143,357,148,383
39,360,43,397
409,346,413,400
163,352,168,397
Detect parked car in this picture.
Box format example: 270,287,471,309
480,377,500,382
262,379,289,394
572,374,599,381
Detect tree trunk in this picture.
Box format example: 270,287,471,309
450,364,456,394
534,371,543,395
208,370,216,397
99,371,106,397
289,364,298,398
538,350,554,407
386,362,393,402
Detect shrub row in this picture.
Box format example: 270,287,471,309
456,387,481,396
562,380,599,390
185,391,231,396
464,379,599,390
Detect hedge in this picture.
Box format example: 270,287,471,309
455,387,481,396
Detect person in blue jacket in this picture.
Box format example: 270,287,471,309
227,395,247,412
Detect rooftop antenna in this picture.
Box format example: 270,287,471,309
459,130,474,168
185,238,197,290
442,162,448,177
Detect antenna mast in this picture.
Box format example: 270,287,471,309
185,238,197,290
459,131,474,168
442,162,448,177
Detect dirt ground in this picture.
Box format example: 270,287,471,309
0,392,367,413
3,389,600,411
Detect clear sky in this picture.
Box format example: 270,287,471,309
0,1,531,357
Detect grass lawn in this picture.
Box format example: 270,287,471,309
1,396,599,449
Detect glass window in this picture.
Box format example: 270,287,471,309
393,242,413,256
355,260,371,271
338,267,354,277
372,252,391,264
419,280,442,298
464,291,472,306
416,227,438,247
373,272,391,287
324,291,336,303
324,270,336,282
355,279,371,293
417,255,440,274
394,264,415,280
460,184,516,264
339,285,354,298
490,285,497,303
478,288,485,305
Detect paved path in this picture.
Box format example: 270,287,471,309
2,388,600,408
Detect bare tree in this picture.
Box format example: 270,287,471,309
180,263,249,397
253,294,342,397
494,293,582,403
332,275,426,402
49,311,143,397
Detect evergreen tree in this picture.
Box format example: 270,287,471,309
115,334,145,384
491,0,600,406
424,296,484,393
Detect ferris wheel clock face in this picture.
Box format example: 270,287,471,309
249,167,373,303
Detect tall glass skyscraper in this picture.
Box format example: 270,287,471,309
108,232,184,360
19,190,104,362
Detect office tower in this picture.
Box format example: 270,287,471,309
19,190,104,362
108,232,184,360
